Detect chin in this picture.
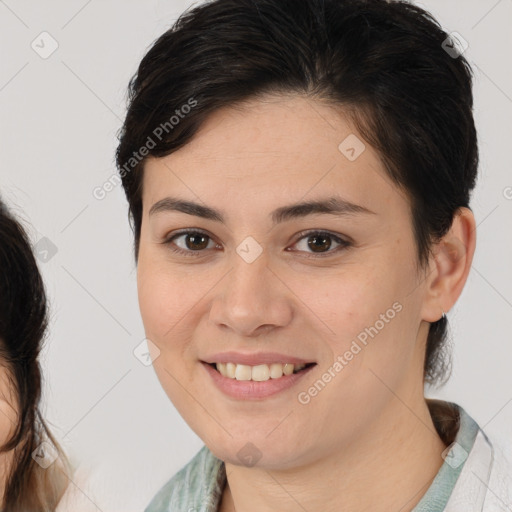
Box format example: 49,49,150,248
205,433,308,470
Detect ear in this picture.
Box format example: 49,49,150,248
421,207,477,322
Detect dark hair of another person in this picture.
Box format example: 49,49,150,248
0,198,70,510
115,0,478,386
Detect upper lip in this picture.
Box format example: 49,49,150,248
202,351,316,366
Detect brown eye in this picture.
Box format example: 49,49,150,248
307,234,332,253
182,232,210,250
291,230,351,257
164,230,218,257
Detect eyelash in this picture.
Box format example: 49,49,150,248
162,229,352,259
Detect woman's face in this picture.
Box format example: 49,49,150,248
0,362,18,483
137,95,436,468
0,364,17,444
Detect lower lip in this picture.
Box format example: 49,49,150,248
201,362,316,400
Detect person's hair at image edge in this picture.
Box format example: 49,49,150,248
0,198,70,510
116,0,478,388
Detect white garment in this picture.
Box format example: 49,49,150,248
446,429,512,511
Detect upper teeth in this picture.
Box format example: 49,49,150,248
215,362,307,381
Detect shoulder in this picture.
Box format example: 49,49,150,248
484,432,512,510
145,444,225,512
459,413,512,511
55,464,100,512
439,403,512,511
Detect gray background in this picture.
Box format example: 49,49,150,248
1,0,511,509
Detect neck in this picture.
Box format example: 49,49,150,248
220,398,448,512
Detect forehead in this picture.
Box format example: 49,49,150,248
141,95,409,220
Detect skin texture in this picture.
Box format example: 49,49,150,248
0,366,17,504
137,94,476,512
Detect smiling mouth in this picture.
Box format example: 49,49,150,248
207,362,317,381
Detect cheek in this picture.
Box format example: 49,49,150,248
137,270,175,337
136,256,193,344
136,263,198,402
295,262,415,376
290,264,393,339
0,374,18,448
136,258,214,361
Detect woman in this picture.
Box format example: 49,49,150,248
116,0,512,510
0,198,71,510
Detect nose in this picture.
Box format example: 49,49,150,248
208,249,294,338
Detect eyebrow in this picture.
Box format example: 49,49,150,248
149,195,376,224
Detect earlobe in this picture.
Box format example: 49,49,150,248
421,207,477,322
